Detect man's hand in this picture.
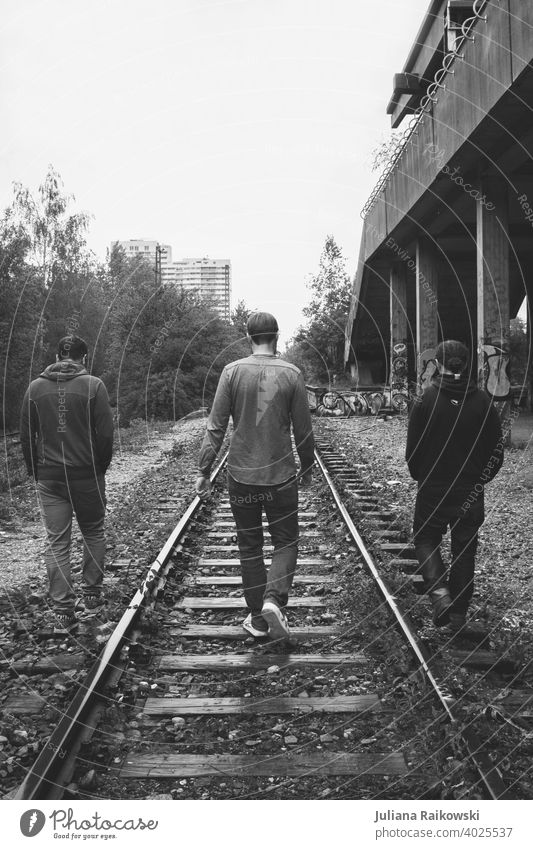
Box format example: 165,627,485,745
195,475,212,500
299,471,313,489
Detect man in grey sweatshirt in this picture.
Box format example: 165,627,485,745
196,312,315,640
20,335,113,632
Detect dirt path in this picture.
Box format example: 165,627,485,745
0,422,202,590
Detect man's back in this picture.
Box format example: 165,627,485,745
20,337,113,634
199,353,314,486
196,311,315,641
406,372,503,489
21,360,113,479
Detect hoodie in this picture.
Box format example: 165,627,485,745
20,360,114,480
406,373,504,490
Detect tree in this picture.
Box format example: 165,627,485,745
509,317,531,403
1,165,255,432
1,166,97,428
10,165,91,288
100,249,252,423
231,299,252,338
286,236,352,384
369,131,404,176
0,217,44,428
0,166,105,402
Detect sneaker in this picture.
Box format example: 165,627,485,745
81,592,106,609
261,601,290,639
79,593,107,620
52,612,78,634
429,589,452,627
447,613,487,640
448,612,467,632
242,613,268,639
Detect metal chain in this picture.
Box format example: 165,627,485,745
360,0,490,220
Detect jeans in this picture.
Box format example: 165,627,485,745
413,484,484,615
228,473,299,614
37,475,106,613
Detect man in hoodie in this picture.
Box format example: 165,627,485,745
195,311,315,641
20,336,113,632
406,340,504,630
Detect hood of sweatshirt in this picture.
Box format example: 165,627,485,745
39,360,88,382
431,372,478,398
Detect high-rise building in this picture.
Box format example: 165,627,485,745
174,258,231,321
112,238,157,263
111,239,173,278
110,240,231,320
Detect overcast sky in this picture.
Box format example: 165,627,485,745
1,0,432,342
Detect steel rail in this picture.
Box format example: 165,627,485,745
314,446,507,800
14,451,228,800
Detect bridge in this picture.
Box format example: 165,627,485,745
345,0,532,410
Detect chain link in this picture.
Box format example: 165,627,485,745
360,0,489,220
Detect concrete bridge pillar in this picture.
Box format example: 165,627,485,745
476,177,511,403
416,238,439,393
389,263,409,410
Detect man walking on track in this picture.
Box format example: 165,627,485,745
406,340,504,631
20,335,114,633
196,311,315,640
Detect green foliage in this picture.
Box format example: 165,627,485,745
11,165,91,286
1,167,252,430
285,235,352,384
101,251,249,425
370,131,404,175
231,299,252,340
1,167,107,427
0,216,44,427
509,317,530,388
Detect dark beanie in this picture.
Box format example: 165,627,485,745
435,340,469,374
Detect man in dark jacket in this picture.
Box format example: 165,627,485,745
406,340,503,630
20,336,113,632
196,311,315,640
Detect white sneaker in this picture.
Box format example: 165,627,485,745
261,601,290,639
242,613,268,638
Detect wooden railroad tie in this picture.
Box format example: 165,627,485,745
141,694,381,716
207,531,322,539
8,653,84,675
201,545,328,552
176,596,326,609
380,542,416,557
197,557,328,567
119,751,410,779
157,653,368,671
4,694,47,715
170,625,337,640
193,575,335,585
215,511,318,519
212,521,317,530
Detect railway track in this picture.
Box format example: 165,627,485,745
9,433,529,801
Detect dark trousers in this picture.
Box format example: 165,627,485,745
37,475,106,613
228,474,299,614
413,484,485,615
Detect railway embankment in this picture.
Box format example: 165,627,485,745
314,416,533,799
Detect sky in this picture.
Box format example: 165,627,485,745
0,0,432,343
